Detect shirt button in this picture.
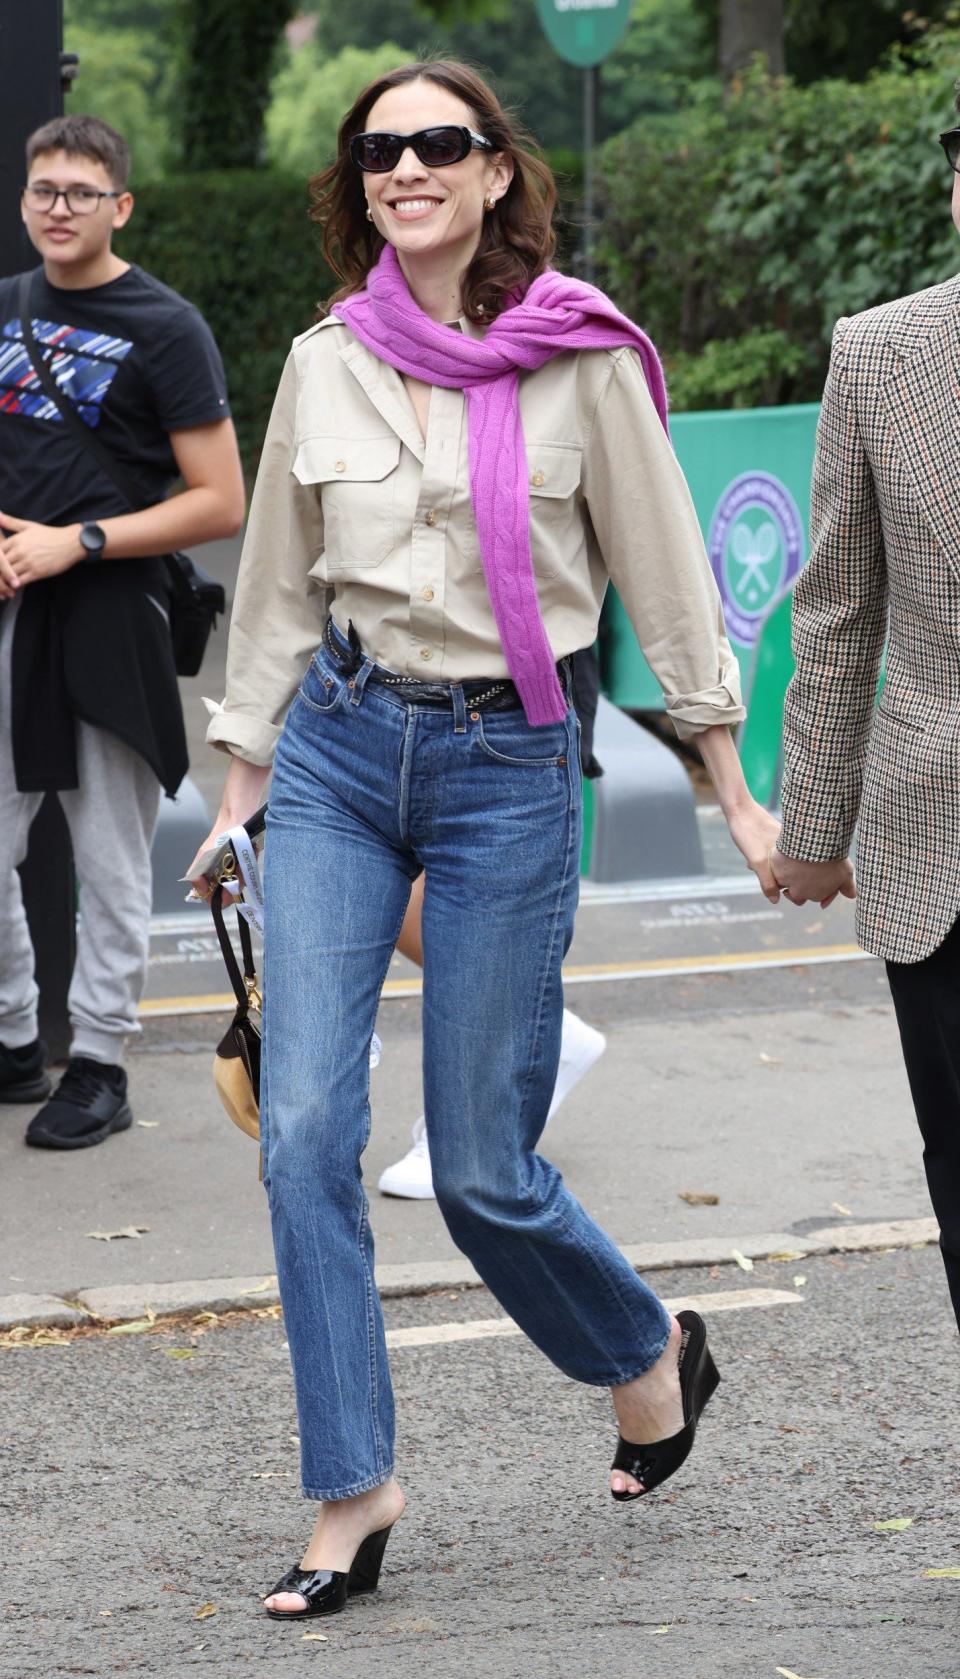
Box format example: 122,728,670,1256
421,586,435,602
425,509,438,526
531,470,545,488
334,459,346,473
419,647,433,661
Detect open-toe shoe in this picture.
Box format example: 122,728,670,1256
610,1309,720,1504
264,1523,395,1621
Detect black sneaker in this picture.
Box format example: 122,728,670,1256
25,1057,132,1150
0,1038,52,1104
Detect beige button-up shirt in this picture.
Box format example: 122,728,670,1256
206,314,744,764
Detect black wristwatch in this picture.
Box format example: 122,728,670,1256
79,522,106,561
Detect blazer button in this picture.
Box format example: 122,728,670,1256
334,459,346,473
422,586,435,602
531,470,545,488
419,647,433,661
425,509,438,526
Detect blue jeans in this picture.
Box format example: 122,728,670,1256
262,627,672,1500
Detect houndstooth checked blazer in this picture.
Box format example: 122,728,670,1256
778,272,960,963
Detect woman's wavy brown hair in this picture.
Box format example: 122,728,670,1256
309,59,557,323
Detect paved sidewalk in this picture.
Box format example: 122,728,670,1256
1,959,928,1313
2,1245,954,1678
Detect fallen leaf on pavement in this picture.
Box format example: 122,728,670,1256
106,1317,156,1336
758,1053,779,1065
769,1251,806,1261
874,1518,913,1532
136,1121,159,1129
831,1202,853,1217
924,1567,960,1579
86,1226,150,1241
793,1276,807,1289
731,1249,755,1272
649,1626,670,1635
194,1603,217,1619
776,1669,825,1679
302,1633,328,1641
679,1191,719,1206
252,1470,292,1478
161,1348,197,1360
239,1278,277,1296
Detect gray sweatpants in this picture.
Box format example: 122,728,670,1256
0,598,161,1065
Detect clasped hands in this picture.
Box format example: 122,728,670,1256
769,848,856,909
0,512,84,597
724,800,855,909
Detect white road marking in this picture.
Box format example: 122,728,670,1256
385,1286,802,1350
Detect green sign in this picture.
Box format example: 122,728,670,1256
535,0,632,67
600,403,822,803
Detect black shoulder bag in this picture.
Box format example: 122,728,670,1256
17,272,226,676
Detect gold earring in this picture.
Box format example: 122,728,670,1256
365,206,373,221
485,196,496,211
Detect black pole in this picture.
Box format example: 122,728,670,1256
582,63,598,284
1,0,75,1061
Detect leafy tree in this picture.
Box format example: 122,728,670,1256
596,25,960,408
692,0,959,81
267,42,413,176
177,0,296,170
62,0,179,179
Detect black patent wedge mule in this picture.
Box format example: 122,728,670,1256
264,1523,394,1621
610,1309,720,1504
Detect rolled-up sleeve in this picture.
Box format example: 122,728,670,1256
204,350,330,764
582,349,745,741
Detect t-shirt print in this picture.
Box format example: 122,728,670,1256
0,314,134,427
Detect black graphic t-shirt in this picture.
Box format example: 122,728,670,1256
0,263,230,524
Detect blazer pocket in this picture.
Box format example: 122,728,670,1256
294,435,401,571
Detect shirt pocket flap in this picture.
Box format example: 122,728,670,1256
527,443,583,499
293,434,402,485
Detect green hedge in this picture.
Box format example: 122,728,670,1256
117,170,335,474
595,31,960,410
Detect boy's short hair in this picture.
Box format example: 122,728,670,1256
26,115,130,190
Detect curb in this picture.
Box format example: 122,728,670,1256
0,1216,939,1332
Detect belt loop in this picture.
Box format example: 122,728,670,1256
451,683,467,733
350,657,376,704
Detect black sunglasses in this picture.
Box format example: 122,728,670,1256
939,127,960,173
350,126,493,173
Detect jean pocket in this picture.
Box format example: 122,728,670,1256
473,711,569,767
296,655,348,716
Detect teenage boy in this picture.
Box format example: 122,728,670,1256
0,114,244,1149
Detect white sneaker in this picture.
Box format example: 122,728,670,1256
378,1113,434,1198
547,1008,607,1121
377,1009,606,1200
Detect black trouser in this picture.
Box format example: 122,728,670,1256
887,918,960,1330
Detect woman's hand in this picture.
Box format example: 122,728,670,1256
185,757,270,899
725,798,783,903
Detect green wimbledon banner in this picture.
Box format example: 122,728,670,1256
535,0,632,67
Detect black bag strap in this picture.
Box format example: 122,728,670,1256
210,883,259,1016
18,270,149,513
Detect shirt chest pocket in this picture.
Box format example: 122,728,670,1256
458,442,584,582
293,434,401,571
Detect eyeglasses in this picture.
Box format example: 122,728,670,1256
939,128,960,173
22,185,121,216
350,126,493,173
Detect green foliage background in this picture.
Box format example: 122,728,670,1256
115,172,334,471
78,0,960,462
596,25,960,409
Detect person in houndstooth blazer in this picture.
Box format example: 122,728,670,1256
772,96,960,1327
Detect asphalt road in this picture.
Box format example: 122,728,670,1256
2,1244,956,1679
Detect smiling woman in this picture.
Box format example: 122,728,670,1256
194,53,780,1631
309,59,556,325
